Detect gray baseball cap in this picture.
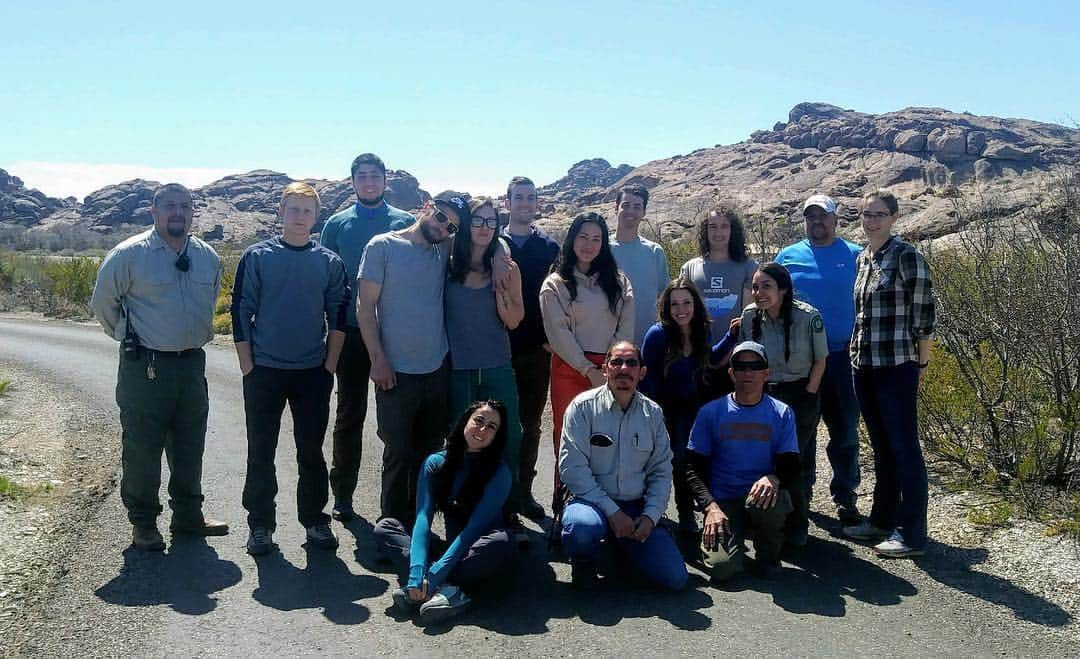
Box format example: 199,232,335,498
731,340,768,365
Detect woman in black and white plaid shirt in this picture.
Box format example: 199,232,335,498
842,189,937,559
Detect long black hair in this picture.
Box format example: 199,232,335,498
553,212,623,314
697,206,748,261
750,262,795,363
448,198,499,283
430,400,509,520
657,277,711,376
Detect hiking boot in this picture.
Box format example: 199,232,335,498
331,499,356,522
785,528,808,548
132,525,166,552
842,521,892,542
418,584,471,625
246,527,275,556
306,523,339,550
391,587,419,614
873,531,925,558
520,494,545,523
507,513,530,549
837,505,863,525
171,518,230,536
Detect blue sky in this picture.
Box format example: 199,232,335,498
3,0,1078,199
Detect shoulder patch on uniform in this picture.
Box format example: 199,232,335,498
812,315,824,332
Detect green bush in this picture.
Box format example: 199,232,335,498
967,502,1015,529
44,257,100,310
920,170,1080,512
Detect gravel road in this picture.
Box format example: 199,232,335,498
0,315,1075,657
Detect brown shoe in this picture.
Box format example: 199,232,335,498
171,518,230,536
132,525,166,551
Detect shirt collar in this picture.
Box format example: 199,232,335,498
599,384,639,413
148,227,187,252
354,200,389,219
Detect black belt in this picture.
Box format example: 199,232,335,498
766,378,809,394
142,346,202,358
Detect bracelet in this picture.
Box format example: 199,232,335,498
918,362,929,369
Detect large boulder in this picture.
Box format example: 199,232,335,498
539,159,635,203
894,130,927,152
926,128,968,160
81,179,159,226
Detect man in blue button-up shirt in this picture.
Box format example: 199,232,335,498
558,340,687,591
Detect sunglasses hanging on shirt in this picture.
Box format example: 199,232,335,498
175,240,191,272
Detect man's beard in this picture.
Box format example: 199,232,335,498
358,194,384,208
166,220,187,237
419,220,442,244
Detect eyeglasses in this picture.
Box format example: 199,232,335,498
433,210,458,235
731,360,768,371
471,217,499,229
607,357,640,368
175,252,190,272
861,211,891,220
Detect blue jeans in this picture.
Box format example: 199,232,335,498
820,350,862,508
449,364,523,511
853,361,927,549
561,498,688,591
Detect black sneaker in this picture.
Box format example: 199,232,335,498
837,505,863,525
391,587,419,614
520,494,546,523
246,527,275,556
332,499,356,522
305,523,339,550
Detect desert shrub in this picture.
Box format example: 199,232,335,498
920,168,1080,511
966,502,1015,529
213,251,240,335
44,257,100,314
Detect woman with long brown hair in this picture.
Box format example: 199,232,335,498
640,277,739,536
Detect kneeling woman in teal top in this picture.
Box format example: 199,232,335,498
375,400,513,625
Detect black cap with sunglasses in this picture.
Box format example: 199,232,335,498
434,193,471,223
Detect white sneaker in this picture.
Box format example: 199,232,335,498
842,521,892,541
418,584,471,625
874,530,925,558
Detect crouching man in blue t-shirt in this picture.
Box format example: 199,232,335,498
232,182,350,556
686,340,800,581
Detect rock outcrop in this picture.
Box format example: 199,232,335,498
0,169,71,226
537,103,1080,243
4,169,429,245
538,158,634,204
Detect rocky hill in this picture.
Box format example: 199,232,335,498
3,168,428,245
548,103,1080,242
3,102,1078,248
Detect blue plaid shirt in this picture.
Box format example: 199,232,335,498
850,236,936,368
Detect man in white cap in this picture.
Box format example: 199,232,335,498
685,340,800,580
775,194,865,525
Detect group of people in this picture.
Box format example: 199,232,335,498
89,152,936,625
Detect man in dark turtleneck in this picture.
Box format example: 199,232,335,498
319,153,415,522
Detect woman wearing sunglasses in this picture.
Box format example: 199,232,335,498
540,212,634,503
639,277,740,538
739,262,827,548
444,197,526,530
842,189,936,558
379,400,513,625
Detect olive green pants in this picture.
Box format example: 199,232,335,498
115,348,209,529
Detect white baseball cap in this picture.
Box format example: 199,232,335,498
803,194,837,215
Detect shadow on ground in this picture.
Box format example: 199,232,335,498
251,542,389,624
95,536,242,615
809,510,1073,628
917,540,1072,627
